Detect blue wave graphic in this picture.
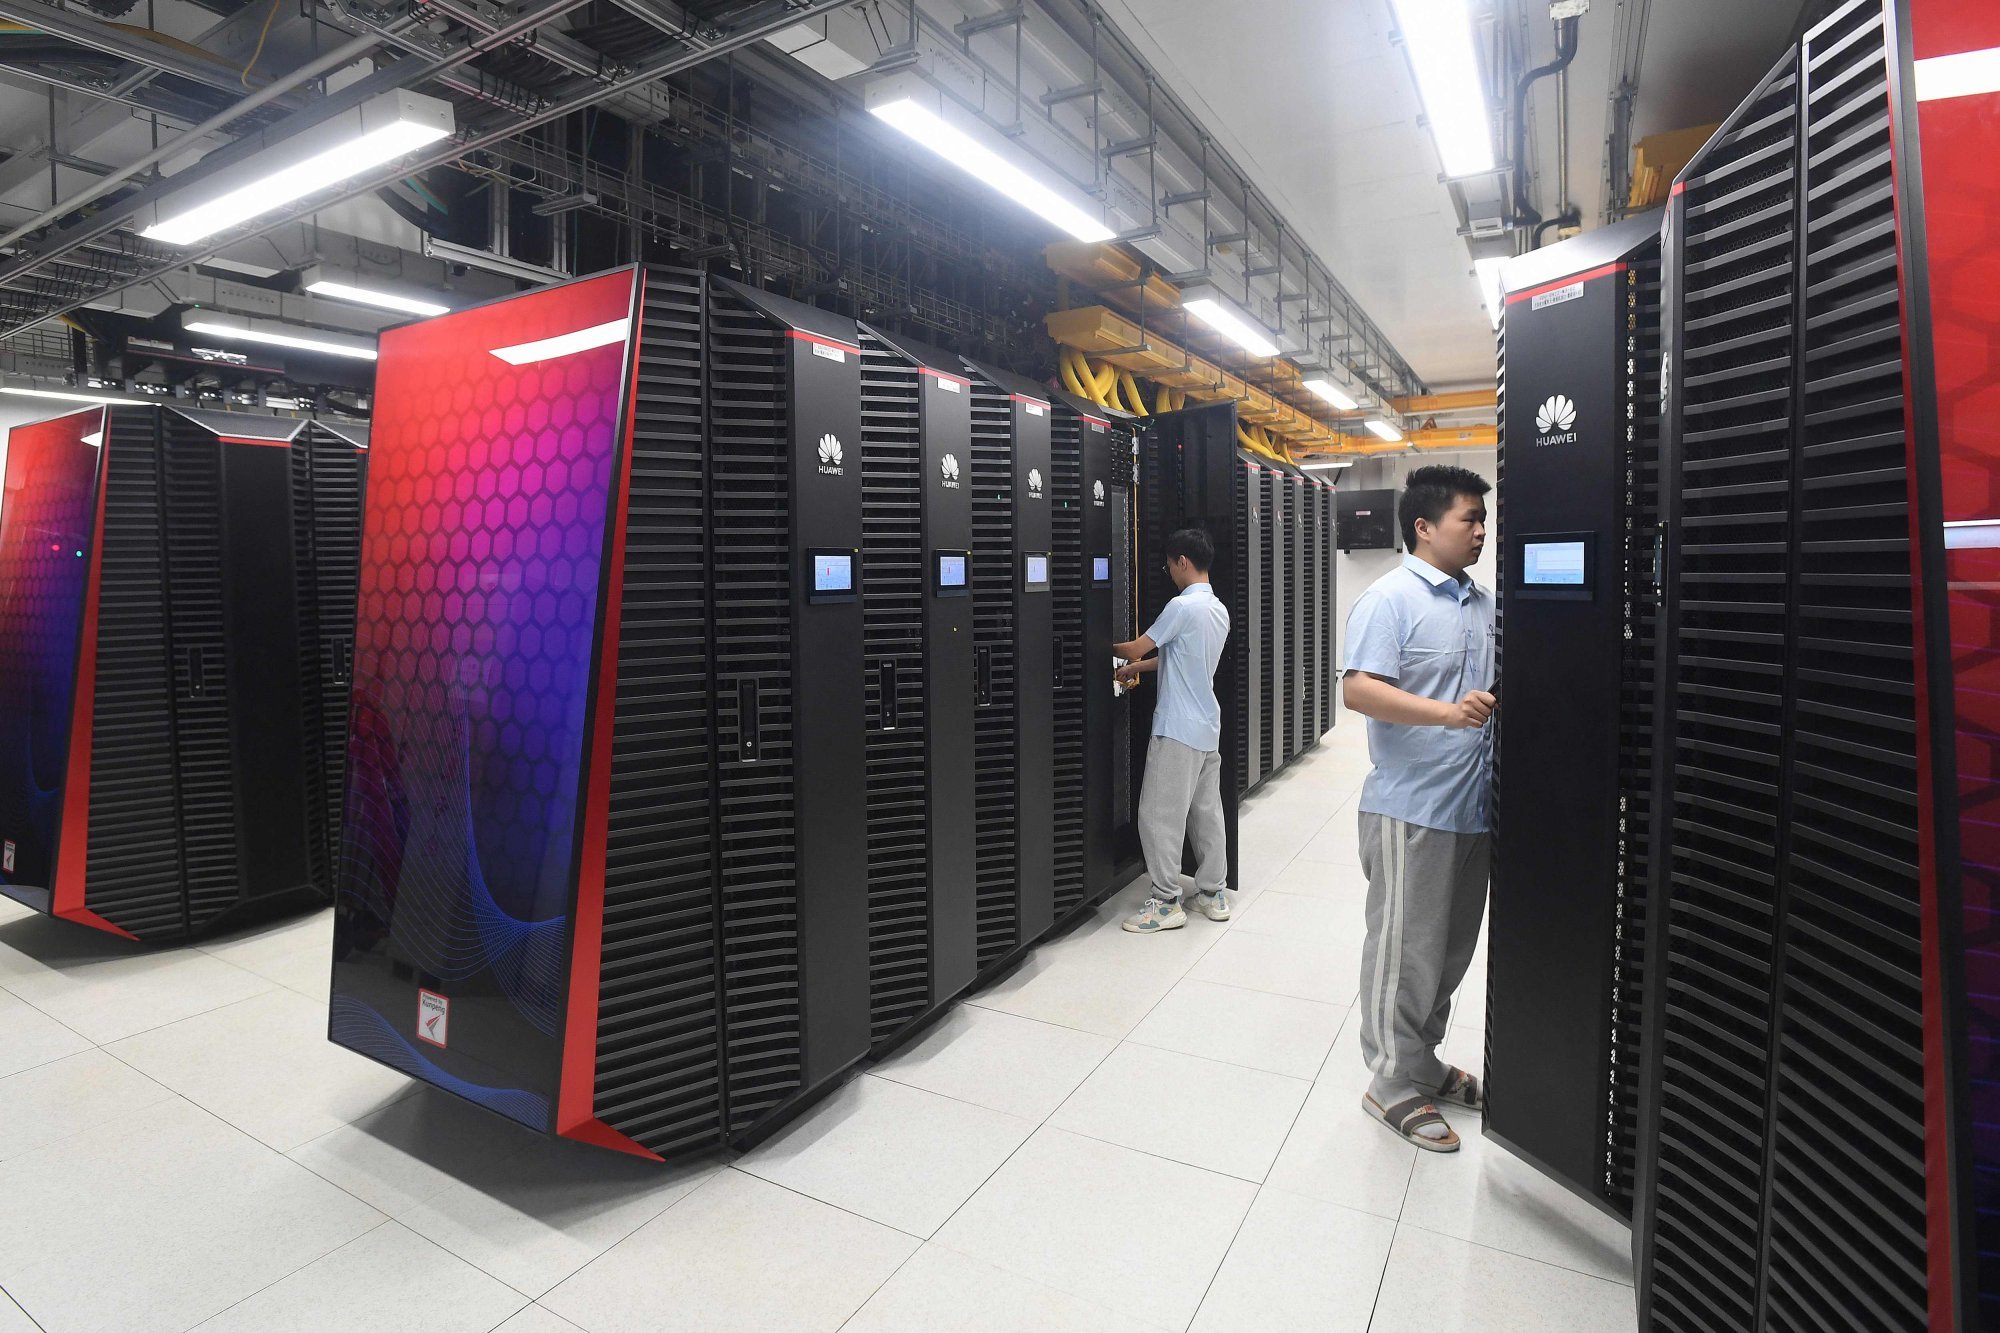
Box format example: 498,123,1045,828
329,995,549,1130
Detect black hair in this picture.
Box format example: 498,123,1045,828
1164,526,1214,573
1399,465,1490,551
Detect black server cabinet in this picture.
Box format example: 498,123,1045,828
963,360,1056,962
1134,402,1243,895
1281,472,1302,766
0,404,355,940
1633,2,1953,1324
1049,390,1133,918
1488,210,1663,1217
1237,455,1262,796
1320,483,1335,736
857,324,977,1039
296,419,370,909
1259,467,1285,782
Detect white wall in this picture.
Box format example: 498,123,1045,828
1333,449,1498,666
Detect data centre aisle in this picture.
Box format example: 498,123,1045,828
0,709,1631,1333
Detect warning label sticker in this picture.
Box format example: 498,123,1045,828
811,342,845,362
2,841,13,873
417,990,449,1049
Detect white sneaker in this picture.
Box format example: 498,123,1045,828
1122,897,1187,933
1193,889,1233,921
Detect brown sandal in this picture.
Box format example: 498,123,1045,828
1363,1093,1461,1152
1435,1066,1482,1111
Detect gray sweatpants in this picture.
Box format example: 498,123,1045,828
1138,736,1228,903
1357,811,1490,1107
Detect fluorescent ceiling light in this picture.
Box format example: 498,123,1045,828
0,385,140,406
1366,418,1405,442
423,236,569,286
1390,0,1495,177
490,319,629,365
1303,377,1358,411
1916,46,2000,101
1474,255,1507,329
142,91,453,246
182,311,377,361
1183,294,1281,359
1300,460,1353,470
303,265,451,318
867,80,1113,243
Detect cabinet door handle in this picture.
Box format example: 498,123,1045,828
976,646,993,707
737,679,761,759
187,645,208,697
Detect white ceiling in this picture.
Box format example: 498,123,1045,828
1091,0,1808,390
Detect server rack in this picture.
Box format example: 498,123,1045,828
0,404,357,940
1633,0,1984,1324
331,267,870,1160
1133,402,1243,894
856,325,978,1040
1047,390,1134,919
1487,211,1663,1218
962,360,1055,966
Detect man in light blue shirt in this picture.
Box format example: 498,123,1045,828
1112,527,1232,933
1341,465,1496,1153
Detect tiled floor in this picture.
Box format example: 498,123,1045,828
0,710,1635,1332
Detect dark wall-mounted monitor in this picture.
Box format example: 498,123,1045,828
1336,488,1398,552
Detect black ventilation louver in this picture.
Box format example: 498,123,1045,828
705,283,804,1136
1049,410,1086,919
1640,4,1929,1325
969,376,1020,969
590,269,726,1157
80,408,183,937
857,330,931,1043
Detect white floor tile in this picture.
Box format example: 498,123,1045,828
109,988,416,1151
1189,929,1357,1006
1295,816,1363,866
843,1243,1157,1333
870,1005,1116,1122
933,1127,1255,1333
1370,1224,1636,1331
1128,978,1344,1080
968,949,1187,1040
396,1133,720,1297
542,1169,918,1333
198,912,334,998
0,1290,35,1333
490,1305,585,1333
288,1086,550,1219
1231,889,1361,947
1189,1187,1394,1332
737,1074,1037,1238
0,1097,382,1333
192,1222,527,1333
0,987,91,1080
1262,856,1370,904
1051,1043,1309,1183
1263,1064,1418,1221
0,1048,177,1163
2,943,274,1044
1399,1127,1633,1285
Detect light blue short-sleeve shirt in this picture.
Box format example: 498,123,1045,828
1341,554,1497,833
1145,582,1231,753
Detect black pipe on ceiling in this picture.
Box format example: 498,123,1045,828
1511,14,1580,233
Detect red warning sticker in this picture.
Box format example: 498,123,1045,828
417,989,449,1049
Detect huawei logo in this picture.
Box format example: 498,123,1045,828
941,453,961,484
1092,479,1105,505
1535,395,1577,435
1027,467,1043,498
818,434,843,466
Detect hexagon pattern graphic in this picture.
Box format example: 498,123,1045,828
1536,394,1577,433
337,271,636,1060
0,408,100,888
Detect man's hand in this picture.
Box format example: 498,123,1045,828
1441,690,1496,729
1114,663,1145,688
